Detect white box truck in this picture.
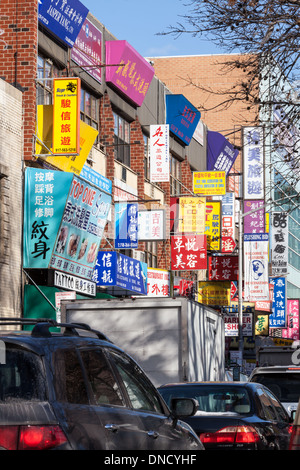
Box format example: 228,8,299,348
61,296,225,387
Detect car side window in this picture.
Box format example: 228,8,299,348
80,349,125,407
264,388,289,423
257,387,277,421
108,349,164,414
54,348,89,404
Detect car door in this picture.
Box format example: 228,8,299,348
79,347,148,450
106,348,191,450
263,387,291,450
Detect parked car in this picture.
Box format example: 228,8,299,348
249,365,300,417
158,381,293,450
289,399,300,450
0,317,203,450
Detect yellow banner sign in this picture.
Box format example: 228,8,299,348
35,105,98,175
178,197,206,234
193,171,226,196
52,77,80,155
255,314,269,336
205,201,221,251
198,281,231,306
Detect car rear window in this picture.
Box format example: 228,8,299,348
0,345,47,402
159,385,251,414
251,372,300,403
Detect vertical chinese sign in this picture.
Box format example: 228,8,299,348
269,277,287,328
282,299,299,340
271,212,288,276
243,127,264,200
115,203,138,249
52,78,80,155
149,124,169,182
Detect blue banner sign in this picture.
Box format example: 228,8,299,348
269,277,287,328
166,94,200,146
207,131,239,175
115,203,138,249
93,251,148,295
38,0,89,48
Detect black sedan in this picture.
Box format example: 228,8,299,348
158,382,293,450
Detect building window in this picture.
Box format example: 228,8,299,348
170,155,182,196
80,88,99,135
36,55,60,105
144,134,150,180
113,112,130,167
145,242,157,268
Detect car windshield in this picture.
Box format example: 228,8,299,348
159,385,251,414
0,345,47,402
251,373,300,403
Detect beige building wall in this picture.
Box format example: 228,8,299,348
0,79,23,317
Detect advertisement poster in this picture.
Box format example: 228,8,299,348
93,251,147,295
244,233,269,301
171,234,207,270
23,168,112,280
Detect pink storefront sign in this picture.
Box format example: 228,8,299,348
105,40,155,107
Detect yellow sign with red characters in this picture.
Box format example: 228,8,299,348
52,78,80,155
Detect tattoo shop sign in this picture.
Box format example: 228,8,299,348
23,168,111,280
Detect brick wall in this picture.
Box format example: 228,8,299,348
0,0,38,161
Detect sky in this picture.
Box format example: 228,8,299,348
82,0,225,58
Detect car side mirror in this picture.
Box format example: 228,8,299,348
170,397,198,418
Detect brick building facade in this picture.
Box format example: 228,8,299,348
0,1,208,315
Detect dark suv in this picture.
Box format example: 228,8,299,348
0,318,203,450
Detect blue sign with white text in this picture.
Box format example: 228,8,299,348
38,0,89,48
269,277,287,328
93,251,148,295
115,203,138,249
166,94,200,146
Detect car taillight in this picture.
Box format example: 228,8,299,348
200,425,260,445
0,425,68,450
289,426,300,450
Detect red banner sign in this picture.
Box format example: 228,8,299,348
171,235,207,270
208,256,238,280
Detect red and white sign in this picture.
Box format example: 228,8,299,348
224,312,253,337
171,234,207,270
208,256,238,281
255,300,272,312
222,236,237,253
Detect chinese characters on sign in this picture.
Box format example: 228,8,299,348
269,277,287,328
165,94,201,146
207,131,239,175
171,235,207,270
178,197,206,235
208,256,238,281
149,124,170,182
205,201,221,251
243,127,264,199
146,268,170,297
244,200,265,233
198,281,231,306
115,203,138,249
93,251,147,295
138,210,165,241
53,78,80,155
271,212,288,275
105,40,155,107
282,299,299,340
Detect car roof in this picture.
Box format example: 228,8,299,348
251,365,300,374
158,381,256,388
0,317,115,355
